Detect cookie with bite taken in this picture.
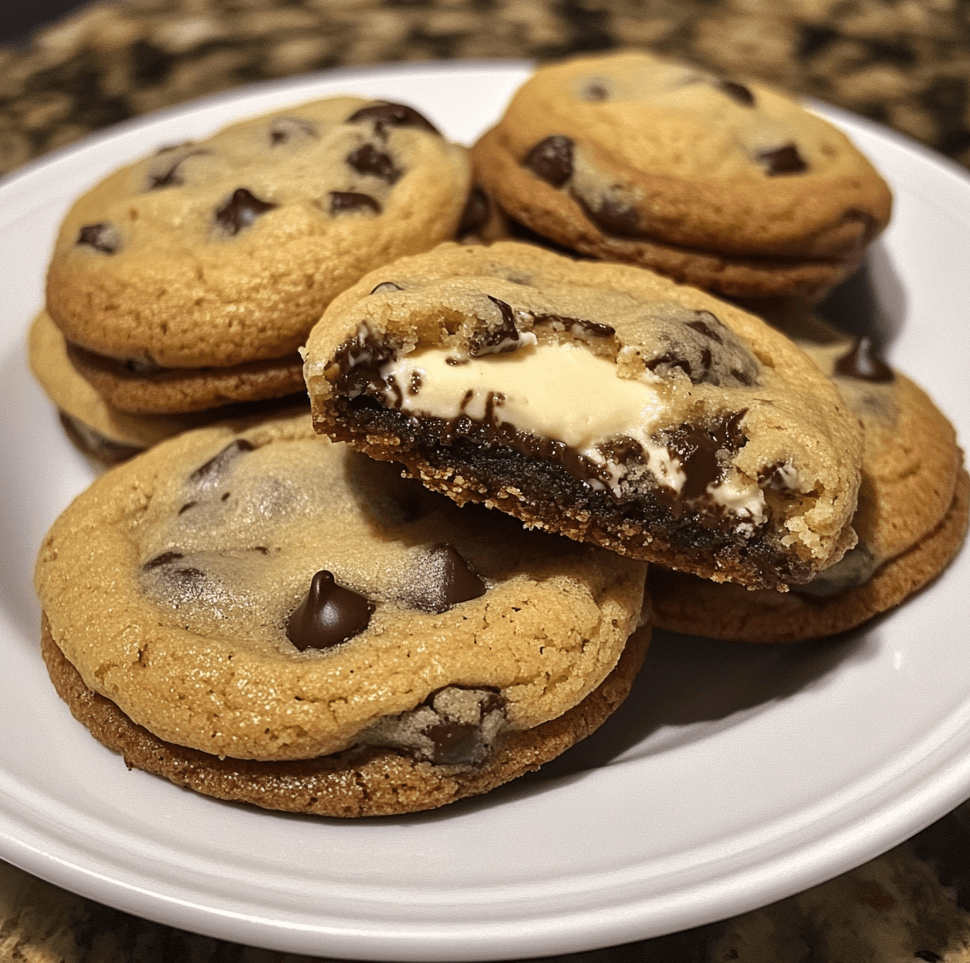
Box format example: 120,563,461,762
302,241,865,591
34,412,648,816
472,50,893,301
45,96,478,415
650,319,968,642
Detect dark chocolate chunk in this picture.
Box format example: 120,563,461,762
423,690,504,765
141,551,207,587
346,101,439,135
286,570,373,651
718,79,756,106
580,194,640,236
329,191,381,215
146,149,208,189
214,188,278,235
416,543,486,613
190,439,255,485
756,143,808,175
582,80,610,101
685,312,724,344
468,297,527,357
77,223,120,254
664,411,748,502
346,142,400,183
268,116,318,145
834,336,895,383
533,312,615,339
456,185,491,239
524,135,574,188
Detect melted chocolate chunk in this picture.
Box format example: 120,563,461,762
346,142,400,183
141,551,207,587
646,311,759,387
663,411,748,503
423,690,505,765
215,188,278,235
756,143,808,175
468,297,528,357
412,543,486,613
268,116,318,145
329,191,381,215
146,149,209,189
718,79,755,106
456,186,491,239
346,101,439,135
580,194,640,236
834,336,894,383
287,570,373,651
190,439,255,486
524,135,574,188
370,281,403,295
77,223,120,254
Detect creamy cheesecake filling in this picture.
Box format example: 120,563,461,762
374,338,767,525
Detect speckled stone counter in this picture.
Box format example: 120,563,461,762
3,2,970,961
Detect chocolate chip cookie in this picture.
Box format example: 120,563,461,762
472,50,893,301
34,412,648,815
45,97,475,414
28,311,303,466
303,241,865,591
651,323,968,642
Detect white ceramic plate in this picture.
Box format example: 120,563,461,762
1,61,969,963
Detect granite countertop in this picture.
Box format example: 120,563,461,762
3,1,970,961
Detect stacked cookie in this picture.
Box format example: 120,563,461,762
32,51,968,818
31,95,494,465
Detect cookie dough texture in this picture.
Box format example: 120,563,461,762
45,96,473,372
34,413,647,813
303,241,864,590
651,326,968,642
472,50,893,300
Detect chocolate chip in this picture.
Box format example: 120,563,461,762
685,312,725,344
286,570,373,651
370,281,403,295
582,80,610,101
456,185,491,239
468,297,527,357
415,544,486,613
524,135,574,187
346,101,439,135
146,149,208,189
77,223,120,254
756,143,808,175
329,191,381,215
268,116,318,145
664,411,748,502
580,194,640,236
834,336,894,383
141,551,206,586
533,313,616,339
346,142,400,183
142,550,185,570
190,439,255,486
214,188,278,235
718,79,755,106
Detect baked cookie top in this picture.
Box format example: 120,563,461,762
46,97,472,369
472,51,892,269
34,412,646,763
303,241,864,589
